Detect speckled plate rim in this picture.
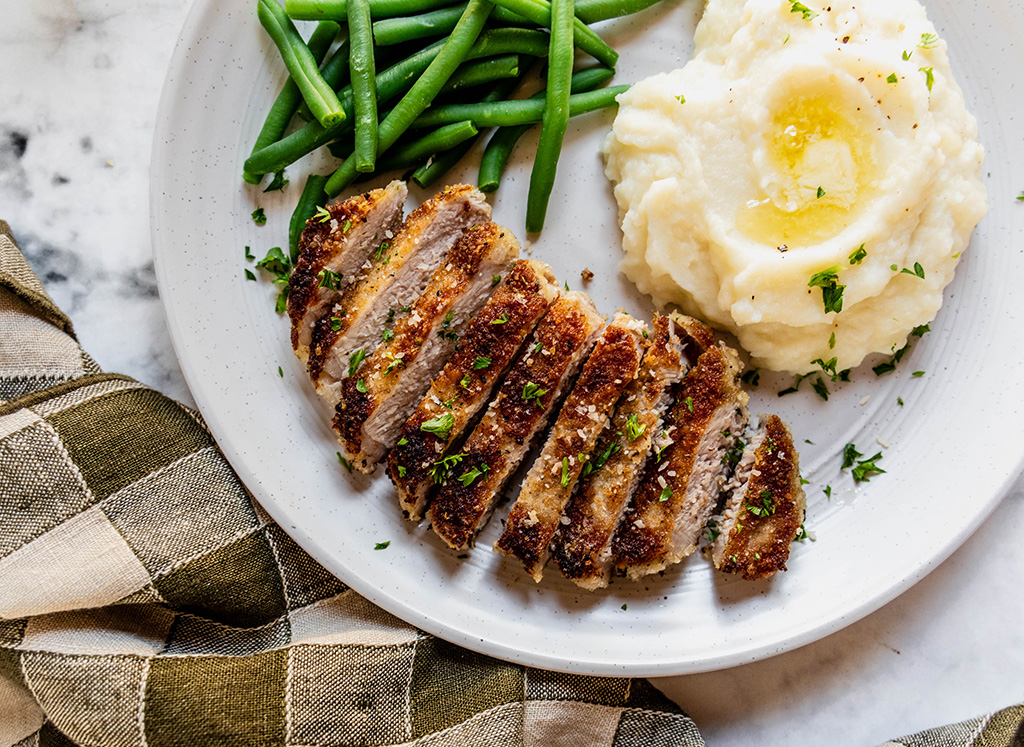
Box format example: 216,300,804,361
150,0,1024,675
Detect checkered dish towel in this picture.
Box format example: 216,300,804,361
0,222,1021,747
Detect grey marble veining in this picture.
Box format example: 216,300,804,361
0,2,1021,746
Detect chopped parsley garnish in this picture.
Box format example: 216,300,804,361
705,520,721,543
851,452,885,482
314,206,331,223
900,262,925,279
336,452,353,473
794,523,809,542
256,247,290,278
911,324,931,337
807,266,845,314
659,485,672,502
317,268,342,291
251,207,267,225
625,414,646,441
374,541,390,550
491,313,509,325
722,438,746,469
244,268,256,282
872,341,911,376
746,489,776,517
823,484,832,499
278,366,283,377
919,32,939,49
458,464,489,487
561,457,571,488
919,66,934,91
902,50,913,61
886,72,898,84
420,412,455,440
828,331,836,349
655,442,671,462
533,341,543,354
816,186,825,198
383,353,406,375
473,356,491,370
348,348,366,377
582,442,621,477
841,443,863,469
740,368,761,387
382,328,394,342
848,244,867,264
329,316,345,331
621,604,627,611
429,452,466,484
491,274,501,287
912,370,925,377
788,0,818,20
684,396,694,412
438,311,458,341
264,170,288,192
396,465,407,477
397,437,408,446
778,372,813,396
244,245,255,261
275,287,289,314
675,94,686,104
341,218,352,234
375,240,390,260
810,376,830,401
522,381,549,405
897,396,905,406
356,378,367,393
1017,192,1024,202
460,373,471,389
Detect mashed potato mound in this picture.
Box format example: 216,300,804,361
603,0,987,374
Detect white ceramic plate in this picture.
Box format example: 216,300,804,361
151,0,1024,675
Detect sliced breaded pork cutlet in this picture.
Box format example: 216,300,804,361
288,180,406,364
308,184,491,405
711,414,805,580
428,292,604,551
494,313,647,582
388,259,560,521
332,222,518,473
552,314,686,590
613,343,749,580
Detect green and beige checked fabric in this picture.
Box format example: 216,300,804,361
0,221,702,746
1,221,1022,747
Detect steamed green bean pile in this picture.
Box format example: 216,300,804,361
246,0,659,232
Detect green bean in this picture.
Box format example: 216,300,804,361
286,0,461,20
412,83,627,128
245,39,447,175
438,55,519,95
296,38,352,121
411,73,525,188
245,28,546,176
574,0,662,23
243,20,339,184
289,174,330,262
375,121,479,172
488,0,617,68
468,27,549,58
324,0,495,196
347,0,378,171
372,4,467,46
258,0,347,128
525,0,574,233
478,66,611,192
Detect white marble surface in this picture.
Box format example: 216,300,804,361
1,1,1022,745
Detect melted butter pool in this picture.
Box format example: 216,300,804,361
737,89,877,247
